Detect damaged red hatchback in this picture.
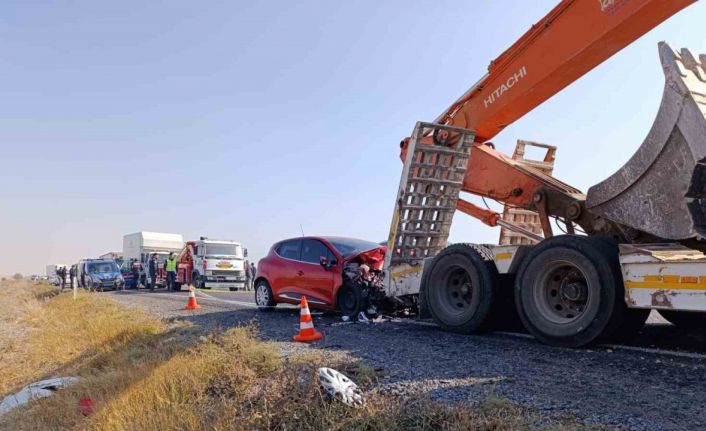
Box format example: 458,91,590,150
254,236,386,316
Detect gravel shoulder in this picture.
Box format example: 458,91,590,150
108,289,706,431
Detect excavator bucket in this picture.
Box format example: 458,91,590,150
586,43,706,241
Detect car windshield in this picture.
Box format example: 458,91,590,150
87,261,119,274
204,243,242,257
326,238,380,258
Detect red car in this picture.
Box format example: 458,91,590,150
254,236,386,316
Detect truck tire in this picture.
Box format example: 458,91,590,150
515,235,625,348
193,273,207,289
658,310,706,328
424,243,498,334
255,280,276,311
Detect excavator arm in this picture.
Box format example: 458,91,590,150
437,0,694,142
401,0,702,242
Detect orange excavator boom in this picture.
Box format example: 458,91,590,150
437,0,695,142
401,0,702,243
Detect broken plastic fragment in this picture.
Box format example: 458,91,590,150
317,367,365,407
0,377,79,416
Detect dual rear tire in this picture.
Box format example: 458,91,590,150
424,244,498,334
423,236,648,347
514,235,648,347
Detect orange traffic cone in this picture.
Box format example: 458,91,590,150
293,296,323,342
185,285,200,310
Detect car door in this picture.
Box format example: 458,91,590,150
295,239,336,307
271,239,302,300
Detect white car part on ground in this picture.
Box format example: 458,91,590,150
316,367,364,407
0,377,79,416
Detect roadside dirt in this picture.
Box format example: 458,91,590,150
108,289,706,431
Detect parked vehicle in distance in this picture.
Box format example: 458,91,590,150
254,236,386,316
176,237,248,290
77,259,124,291
45,264,68,286
122,231,184,288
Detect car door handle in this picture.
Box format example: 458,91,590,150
297,270,304,276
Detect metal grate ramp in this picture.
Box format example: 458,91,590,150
384,122,474,271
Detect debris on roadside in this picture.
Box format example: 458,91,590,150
78,398,94,416
0,377,79,416
317,367,365,407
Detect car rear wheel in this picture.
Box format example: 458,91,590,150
255,280,276,311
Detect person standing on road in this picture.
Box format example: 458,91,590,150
148,253,158,292
165,252,178,291
250,262,256,279
58,266,66,290
69,265,76,289
131,259,141,289
244,260,251,290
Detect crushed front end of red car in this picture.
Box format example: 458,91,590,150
342,246,386,317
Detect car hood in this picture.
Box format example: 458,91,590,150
345,246,386,271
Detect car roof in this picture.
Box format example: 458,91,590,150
275,236,372,244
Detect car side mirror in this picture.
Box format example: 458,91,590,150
244,248,248,257
319,256,330,270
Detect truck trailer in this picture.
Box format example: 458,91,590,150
381,0,706,348
122,232,184,288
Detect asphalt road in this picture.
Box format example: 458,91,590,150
107,288,706,431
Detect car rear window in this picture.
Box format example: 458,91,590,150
276,240,301,260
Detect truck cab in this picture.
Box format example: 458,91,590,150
178,237,248,290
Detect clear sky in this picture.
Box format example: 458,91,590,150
2,1,705,276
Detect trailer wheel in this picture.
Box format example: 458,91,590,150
515,235,626,347
658,310,706,328
424,244,497,334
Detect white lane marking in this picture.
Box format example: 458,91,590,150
494,331,706,361
194,290,259,308
138,291,260,309
399,324,706,361
599,343,706,361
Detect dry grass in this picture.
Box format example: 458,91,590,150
0,279,596,431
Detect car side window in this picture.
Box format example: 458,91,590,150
276,240,301,261
301,239,331,264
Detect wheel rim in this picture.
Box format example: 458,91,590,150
533,260,592,324
435,265,476,317
256,284,269,305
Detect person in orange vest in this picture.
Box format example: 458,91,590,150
165,252,178,291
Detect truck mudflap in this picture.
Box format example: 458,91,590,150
587,43,706,241
619,243,706,312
